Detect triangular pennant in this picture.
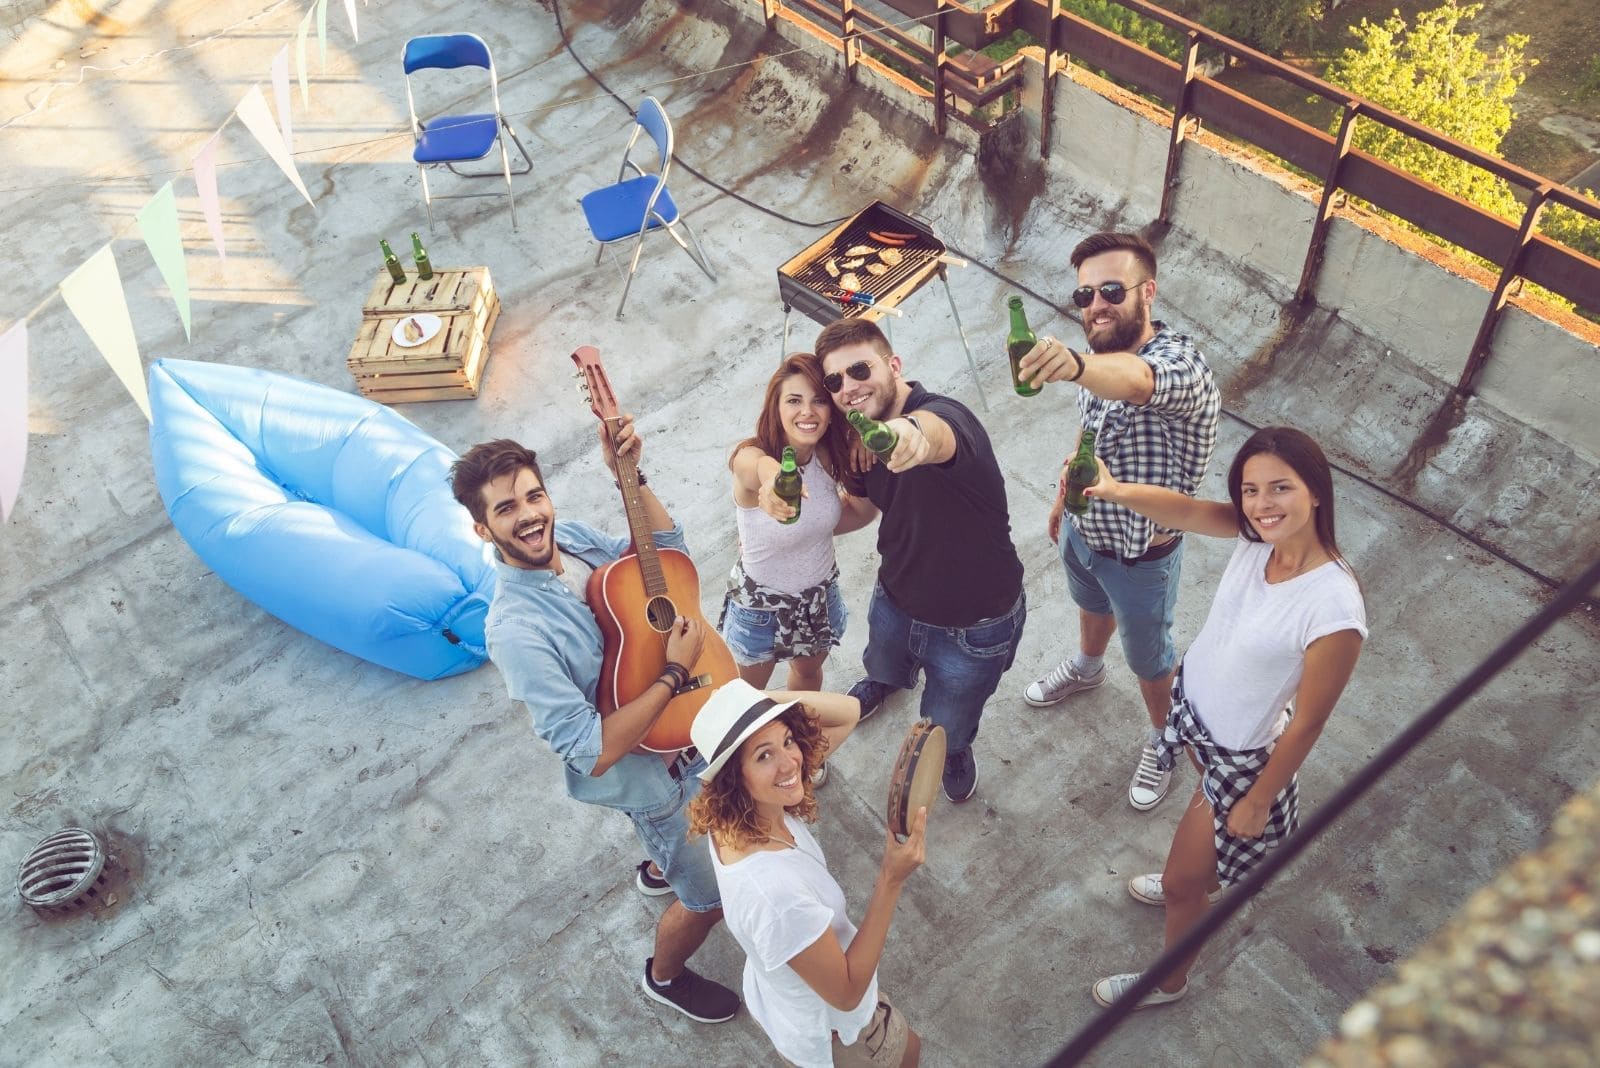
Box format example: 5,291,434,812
135,181,193,340
296,6,312,107
270,45,294,155
0,321,26,522
191,130,227,261
316,0,328,72
342,0,358,43
235,85,315,208
59,246,151,422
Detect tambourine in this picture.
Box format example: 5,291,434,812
887,719,945,838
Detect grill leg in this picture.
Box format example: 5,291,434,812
782,306,792,360
940,268,988,413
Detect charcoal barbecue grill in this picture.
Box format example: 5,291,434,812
777,201,986,409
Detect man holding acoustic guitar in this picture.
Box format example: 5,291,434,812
451,408,741,1026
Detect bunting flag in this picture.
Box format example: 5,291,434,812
271,45,294,155
135,181,193,340
342,0,358,43
0,321,25,522
316,0,328,71
296,6,312,107
235,85,315,208
59,247,151,423
191,130,227,261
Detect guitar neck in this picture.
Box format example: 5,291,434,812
610,427,668,597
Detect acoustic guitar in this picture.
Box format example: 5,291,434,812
571,345,737,753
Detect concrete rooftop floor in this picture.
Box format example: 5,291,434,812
3,0,1599,1065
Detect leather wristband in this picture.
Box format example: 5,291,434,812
1067,347,1086,382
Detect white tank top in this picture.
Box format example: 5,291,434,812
734,454,841,595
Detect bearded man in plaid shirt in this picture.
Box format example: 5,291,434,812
1015,232,1219,812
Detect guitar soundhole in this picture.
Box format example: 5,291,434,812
645,596,677,633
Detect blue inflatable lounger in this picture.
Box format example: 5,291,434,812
148,358,495,680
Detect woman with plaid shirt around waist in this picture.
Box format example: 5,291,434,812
1080,426,1367,1010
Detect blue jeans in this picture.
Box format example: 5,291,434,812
862,583,1026,753
1061,524,1183,680
626,752,720,912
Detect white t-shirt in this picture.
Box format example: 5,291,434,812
1183,538,1368,751
710,814,878,1068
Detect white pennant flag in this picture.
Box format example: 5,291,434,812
235,85,315,207
0,320,26,521
342,0,358,42
271,45,294,155
59,246,151,422
296,5,313,106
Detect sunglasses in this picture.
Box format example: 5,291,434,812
1070,279,1146,309
823,357,882,394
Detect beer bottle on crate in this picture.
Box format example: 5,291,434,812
410,232,434,281
773,446,803,524
1064,429,1100,516
846,409,899,461
1007,295,1042,397
380,239,405,284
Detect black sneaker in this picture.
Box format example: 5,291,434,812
642,958,740,1023
847,677,901,723
942,747,978,803
635,860,673,897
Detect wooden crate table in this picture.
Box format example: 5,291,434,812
347,266,499,403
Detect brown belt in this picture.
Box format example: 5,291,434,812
1092,535,1182,567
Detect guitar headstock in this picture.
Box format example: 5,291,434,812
571,345,619,423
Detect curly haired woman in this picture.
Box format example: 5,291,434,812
688,679,926,1067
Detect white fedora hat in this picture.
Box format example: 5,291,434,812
692,678,802,782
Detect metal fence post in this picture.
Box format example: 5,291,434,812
1296,100,1360,305
761,0,779,30
1459,185,1552,396
1157,31,1201,223
1040,0,1063,159
933,0,948,135
841,0,859,82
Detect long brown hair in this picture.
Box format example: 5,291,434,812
688,705,829,849
730,353,849,483
1227,426,1352,572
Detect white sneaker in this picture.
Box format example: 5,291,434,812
811,762,829,789
1128,873,1222,907
1091,971,1188,1009
1023,659,1105,707
1128,742,1172,811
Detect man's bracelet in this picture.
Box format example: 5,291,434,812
1066,347,1086,382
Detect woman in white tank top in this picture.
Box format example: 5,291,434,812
1079,427,1367,1011
721,354,877,693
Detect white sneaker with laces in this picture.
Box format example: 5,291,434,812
1023,659,1105,707
811,762,829,789
1091,971,1188,1009
1127,873,1222,907
1128,742,1172,811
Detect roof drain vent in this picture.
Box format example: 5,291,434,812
18,827,108,916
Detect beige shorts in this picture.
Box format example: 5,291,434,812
832,996,910,1067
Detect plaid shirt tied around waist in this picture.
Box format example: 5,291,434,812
1156,670,1300,887
1073,323,1219,559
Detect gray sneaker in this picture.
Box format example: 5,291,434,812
1023,659,1105,707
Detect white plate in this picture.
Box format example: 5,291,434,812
391,313,443,348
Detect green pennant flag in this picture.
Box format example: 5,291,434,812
135,181,192,341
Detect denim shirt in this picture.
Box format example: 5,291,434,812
485,517,689,813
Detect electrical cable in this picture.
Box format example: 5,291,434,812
552,1,1596,607
1043,550,1600,1066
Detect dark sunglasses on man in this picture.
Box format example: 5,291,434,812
823,356,883,394
1071,279,1147,309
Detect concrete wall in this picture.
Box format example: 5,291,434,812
722,0,1600,583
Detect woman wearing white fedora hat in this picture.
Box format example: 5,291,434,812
688,679,927,1068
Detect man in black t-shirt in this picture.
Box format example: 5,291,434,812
815,317,1026,803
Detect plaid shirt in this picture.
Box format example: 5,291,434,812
1071,322,1218,558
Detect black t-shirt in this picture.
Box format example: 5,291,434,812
859,382,1024,627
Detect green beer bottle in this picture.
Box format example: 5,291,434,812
1064,429,1100,516
410,232,434,281
846,409,899,460
1007,295,1042,397
773,446,803,524
380,239,405,284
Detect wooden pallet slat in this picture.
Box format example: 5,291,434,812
347,266,499,403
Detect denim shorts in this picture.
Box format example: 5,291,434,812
1061,524,1182,680
721,578,848,667
626,753,720,913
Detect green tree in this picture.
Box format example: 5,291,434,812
1325,1,1526,222
1190,0,1321,55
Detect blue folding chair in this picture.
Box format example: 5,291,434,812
579,97,715,319
402,33,532,231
